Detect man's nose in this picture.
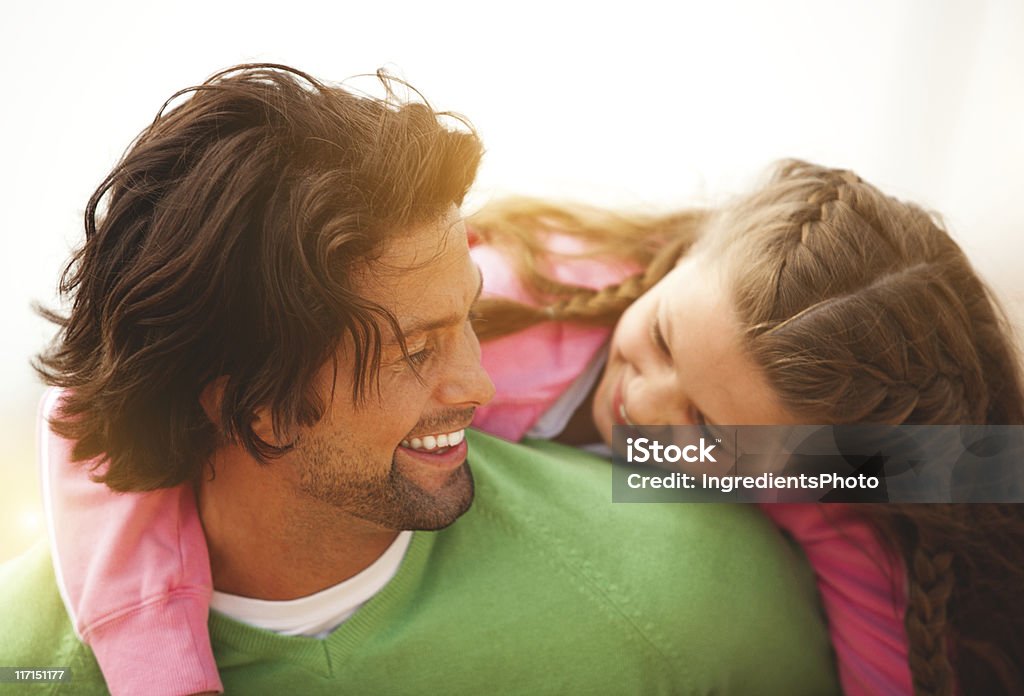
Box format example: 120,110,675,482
438,330,495,408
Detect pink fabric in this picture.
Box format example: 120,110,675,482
472,235,636,440
39,388,222,696
40,236,913,696
763,505,913,696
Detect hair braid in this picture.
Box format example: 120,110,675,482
548,234,691,321
470,204,702,341
904,537,957,695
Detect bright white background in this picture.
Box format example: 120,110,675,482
2,0,1022,558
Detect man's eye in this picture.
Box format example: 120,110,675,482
408,347,433,366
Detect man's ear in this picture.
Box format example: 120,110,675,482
200,377,279,444
249,408,279,445
199,376,230,431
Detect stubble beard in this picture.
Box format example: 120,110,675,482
295,436,475,531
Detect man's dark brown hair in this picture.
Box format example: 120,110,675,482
35,64,483,491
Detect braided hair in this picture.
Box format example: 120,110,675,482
467,198,707,340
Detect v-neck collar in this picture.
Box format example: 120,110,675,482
208,529,437,676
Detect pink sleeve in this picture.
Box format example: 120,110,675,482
39,388,222,696
470,235,632,441
760,503,914,696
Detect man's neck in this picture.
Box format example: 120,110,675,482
196,448,399,600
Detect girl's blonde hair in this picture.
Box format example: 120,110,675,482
469,161,1024,695
468,198,708,340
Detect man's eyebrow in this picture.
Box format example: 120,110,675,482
398,266,484,337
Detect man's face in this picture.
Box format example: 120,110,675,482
285,207,494,531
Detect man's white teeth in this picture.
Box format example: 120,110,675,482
401,429,466,452
619,404,635,426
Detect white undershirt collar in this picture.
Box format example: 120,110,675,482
210,530,413,638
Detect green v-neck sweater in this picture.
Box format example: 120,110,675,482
0,432,838,695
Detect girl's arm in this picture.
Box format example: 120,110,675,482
39,388,222,696
761,503,914,696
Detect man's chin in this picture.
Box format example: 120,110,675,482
390,461,475,531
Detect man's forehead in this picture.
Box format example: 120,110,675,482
354,210,466,281
394,265,483,337
370,207,466,264
351,215,478,337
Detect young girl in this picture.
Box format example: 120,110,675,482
42,160,1024,695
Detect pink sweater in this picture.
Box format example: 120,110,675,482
40,238,913,696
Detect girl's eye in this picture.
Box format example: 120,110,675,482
690,406,715,442
650,314,671,358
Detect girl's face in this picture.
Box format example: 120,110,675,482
591,253,798,446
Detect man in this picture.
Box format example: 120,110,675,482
0,65,838,694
